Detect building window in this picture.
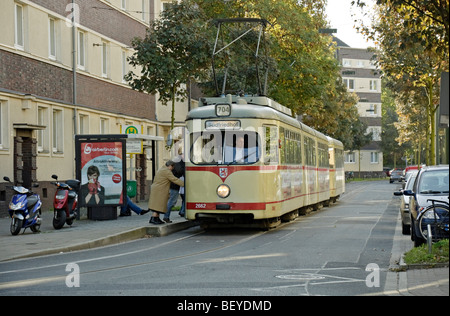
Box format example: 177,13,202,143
121,0,127,10
344,79,354,91
48,18,57,60
15,3,24,50
100,118,109,134
77,30,86,70
342,59,351,67
370,80,378,91
371,152,379,163
122,50,128,83
367,127,381,141
102,42,109,78
52,109,63,153
37,107,49,153
345,152,356,163
79,114,89,134
162,1,174,12
0,102,5,149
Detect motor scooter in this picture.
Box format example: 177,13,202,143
3,176,42,236
51,175,80,229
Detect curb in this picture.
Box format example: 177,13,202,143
3,220,198,262
146,220,198,237
390,255,449,272
400,262,449,270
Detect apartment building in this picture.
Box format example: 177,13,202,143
0,0,189,215
336,45,383,176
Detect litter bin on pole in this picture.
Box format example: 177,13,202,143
126,180,137,198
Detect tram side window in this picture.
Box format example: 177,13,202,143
304,136,316,166
294,133,301,165
285,131,291,163
318,143,328,168
335,149,344,169
329,148,335,169
280,127,301,165
280,128,285,164
264,126,279,164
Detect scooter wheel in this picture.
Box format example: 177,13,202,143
11,218,22,236
53,210,66,230
31,218,41,233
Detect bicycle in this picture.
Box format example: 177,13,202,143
418,198,449,243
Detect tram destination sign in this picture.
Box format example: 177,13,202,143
205,120,241,130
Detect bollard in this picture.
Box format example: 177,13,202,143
427,224,433,254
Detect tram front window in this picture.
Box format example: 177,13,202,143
191,131,260,165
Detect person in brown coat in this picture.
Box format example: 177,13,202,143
148,160,184,225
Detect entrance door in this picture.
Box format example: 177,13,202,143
14,129,37,187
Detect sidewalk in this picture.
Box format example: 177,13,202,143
0,201,196,262
386,212,449,296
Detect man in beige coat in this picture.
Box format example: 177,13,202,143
148,160,184,225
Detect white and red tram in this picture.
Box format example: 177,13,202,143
184,95,345,228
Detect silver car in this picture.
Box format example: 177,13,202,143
403,165,449,247
394,170,418,235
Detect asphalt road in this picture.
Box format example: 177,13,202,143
0,180,400,297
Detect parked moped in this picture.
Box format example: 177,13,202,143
51,175,80,229
3,176,42,235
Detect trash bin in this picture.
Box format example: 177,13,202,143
88,206,117,220
127,180,137,198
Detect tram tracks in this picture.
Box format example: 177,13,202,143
0,228,268,290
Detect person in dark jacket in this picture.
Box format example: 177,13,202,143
148,160,184,225
163,149,185,223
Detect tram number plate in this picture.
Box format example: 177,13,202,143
216,104,231,117
195,203,207,209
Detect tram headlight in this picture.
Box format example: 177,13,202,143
217,184,231,199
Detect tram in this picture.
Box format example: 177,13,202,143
184,94,345,228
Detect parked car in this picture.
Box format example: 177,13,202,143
402,165,449,247
394,170,418,235
402,169,419,189
401,165,420,182
389,169,403,183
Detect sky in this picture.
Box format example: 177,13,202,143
325,0,376,48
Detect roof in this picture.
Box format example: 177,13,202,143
187,103,300,129
187,95,334,141
332,36,350,47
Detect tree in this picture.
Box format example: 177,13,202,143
127,0,365,151
381,80,412,167
195,0,363,143
125,2,212,130
353,0,449,165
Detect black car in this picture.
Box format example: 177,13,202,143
389,169,403,183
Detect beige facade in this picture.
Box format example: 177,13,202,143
338,46,384,176
0,0,191,215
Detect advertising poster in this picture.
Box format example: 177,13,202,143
78,141,125,207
